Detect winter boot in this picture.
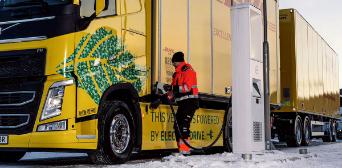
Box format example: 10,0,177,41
177,138,191,156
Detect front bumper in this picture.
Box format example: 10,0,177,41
0,128,97,151
0,76,97,151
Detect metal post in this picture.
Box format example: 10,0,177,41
187,0,190,63
210,0,214,94
157,0,162,82
151,0,157,89
263,0,271,150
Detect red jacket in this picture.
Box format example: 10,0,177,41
171,62,199,101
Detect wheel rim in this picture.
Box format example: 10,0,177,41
109,113,130,154
328,121,333,140
296,118,302,144
332,122,336,136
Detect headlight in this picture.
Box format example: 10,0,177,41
41,80,74,121
37,120,67,132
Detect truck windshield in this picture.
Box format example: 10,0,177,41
0,0,72,8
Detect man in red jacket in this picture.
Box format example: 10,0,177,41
169,52,199,155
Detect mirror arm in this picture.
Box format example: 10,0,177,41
79,13,96,30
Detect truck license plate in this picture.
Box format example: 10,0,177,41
0,135,8,144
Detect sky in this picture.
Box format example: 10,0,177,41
279,0,342,88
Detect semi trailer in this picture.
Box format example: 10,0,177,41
272,9,340,147
0,0,279,164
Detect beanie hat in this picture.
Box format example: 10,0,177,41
172,52,185,63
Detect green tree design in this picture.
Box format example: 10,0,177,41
56,27,145,104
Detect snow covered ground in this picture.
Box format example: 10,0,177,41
1,141,342,168
115,141,342,168
153,143,342,168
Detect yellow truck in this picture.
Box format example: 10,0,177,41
272,9,340,147
0,0,280,164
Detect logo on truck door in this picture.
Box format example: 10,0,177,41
56,27,146,104
78,108,96,117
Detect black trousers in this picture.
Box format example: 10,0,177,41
174,98,199,140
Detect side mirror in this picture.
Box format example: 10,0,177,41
95,0,106,15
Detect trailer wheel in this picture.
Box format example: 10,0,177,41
301,117,311,146
323,120,334,142
287,115,302,147
223,107,232,152
331,120,337,142
89,101,135,164
0,152,26,162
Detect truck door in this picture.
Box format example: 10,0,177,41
121,0,149,96
75,0,122,142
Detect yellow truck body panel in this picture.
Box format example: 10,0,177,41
141,103,224,150
278,9,339,118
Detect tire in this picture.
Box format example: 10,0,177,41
286,115,302,147
89,101,135,164
223,107,232,152
0,152,26,162
301,117,311,146
323,120,334,142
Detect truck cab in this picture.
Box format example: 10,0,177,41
0,0,124,162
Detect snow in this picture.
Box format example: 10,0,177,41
1,141,342,168
114,142,342,168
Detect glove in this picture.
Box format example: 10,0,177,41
166,91,174,100
163,84,172,92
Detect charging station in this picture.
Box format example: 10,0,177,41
231,4,265,154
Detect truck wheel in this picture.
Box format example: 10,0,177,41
0,152,26,162
323,120,334,142
223,107,232,152
89,101,135,164
287,115,302,147
301,117,311,146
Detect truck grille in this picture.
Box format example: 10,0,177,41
0,49,45,78
0,91,36,107
0,114,30,129
0,49,46,134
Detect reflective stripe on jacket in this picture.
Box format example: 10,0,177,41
171,62,199,101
